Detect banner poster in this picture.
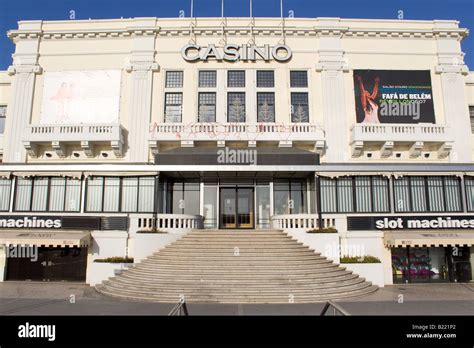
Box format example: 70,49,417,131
40,70,121,124
353,70,435,124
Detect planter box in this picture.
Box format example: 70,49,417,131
342,263,385,287
87,262,133,286
286,230,340,263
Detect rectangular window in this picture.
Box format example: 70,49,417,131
165,71,183,88
337,178,353,213
291,93,309,122
0,105,6,134
64,178,81,211
465,177,474,211
257,92,275,122
198,92,217,122
15,178,32,211
30,178,48,212
321,176,389,213
394,176,462,213
355,177,371,212
103,177,120,212
273,179,307,215
86,177,104,212
49,177,66,212
86,176,155,213
257,70,274,88
290,71,308,88
227,92,246,122
199,71,217,88
168,180,200,215
0,178,11,211
164,93,183,123
470,106,474,133
228,70,245,88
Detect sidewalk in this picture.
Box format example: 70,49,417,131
0,282,473,315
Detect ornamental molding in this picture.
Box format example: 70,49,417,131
7,26,469,41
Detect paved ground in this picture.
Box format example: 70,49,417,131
0,282,473,315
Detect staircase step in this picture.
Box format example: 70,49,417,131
95,229,377,303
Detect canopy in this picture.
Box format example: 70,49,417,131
384,231,474,247
0,231,91,247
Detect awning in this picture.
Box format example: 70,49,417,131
13,172,83,179
83,172,158,177
0,231,91,247
384,231,474,247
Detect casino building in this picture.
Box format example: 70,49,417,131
0,16,473,295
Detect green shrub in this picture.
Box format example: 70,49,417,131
137,230,168,234
94,257,134,263
306,227,337,233
340,255,381,263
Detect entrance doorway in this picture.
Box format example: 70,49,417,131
220,187,254,229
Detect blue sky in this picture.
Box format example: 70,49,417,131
0,0,473,69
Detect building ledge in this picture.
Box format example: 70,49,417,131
22,123,125,158
350,123,453,159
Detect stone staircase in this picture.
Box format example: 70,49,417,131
96,229,377,303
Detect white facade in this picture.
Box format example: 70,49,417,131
0,17,473,286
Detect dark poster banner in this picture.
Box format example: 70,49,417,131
353,69,435,124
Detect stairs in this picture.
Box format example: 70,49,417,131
96,229,377,303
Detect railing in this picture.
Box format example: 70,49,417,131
168,298,189,316
271,214,336,230
351,123,451,143
130,214,204,233
149,122,325,142
24,123,124,143
320,301,350,316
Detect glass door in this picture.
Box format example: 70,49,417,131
219,187,254,229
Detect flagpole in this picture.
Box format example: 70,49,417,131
221,0,224,19
190,0,194,18
280,0,283,20
250,0,253,18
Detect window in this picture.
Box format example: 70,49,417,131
0,105,6,134
0,178,11,211
469,106,474,133
167,180,200,215
291,93,309,122
228,70,245,88
394,176,462,213
257,70,274,88
14,177,81,212
165,71,183,88
321,176,390,213
198,92,216,122
86,176,155,213
290,71,308,87
199,71,217,87
465,177,474,211
164,93,183,123
273,179,307,215
227,92,246,122
257,93,275,123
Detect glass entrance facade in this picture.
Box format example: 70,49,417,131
159,175,312,229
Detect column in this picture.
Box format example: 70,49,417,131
315,31,350,163
3,22,42,163
434,21,471,163
125,20,159,163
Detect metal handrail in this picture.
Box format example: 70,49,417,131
320,300,350,316
168,298,189,316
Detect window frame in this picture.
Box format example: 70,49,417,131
164,92,183,123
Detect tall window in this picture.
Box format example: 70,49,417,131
470,106,474,133
290,71,308,88
198,92,216,122
14,177,81,212
273,179,307,215
164,93,183,123
0,105,6,134
257,93,275,123
320,176,390,213
0,178,11,211
465,176,474,211
393,176,462,213
227,92,246,122
167,180,200,215
86,176,155,213
164,71,183,123
291,93,309,122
